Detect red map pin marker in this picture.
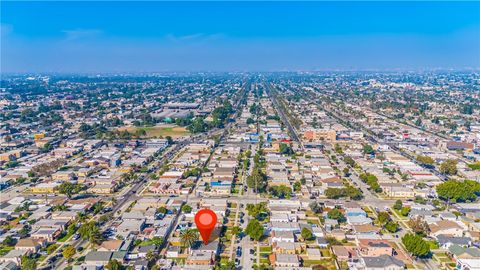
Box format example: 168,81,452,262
195,209,217,245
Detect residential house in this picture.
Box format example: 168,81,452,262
363,255,405,270
437,235,471,249
269,253,301,267
448,245,480,270
430,220,464,238
358,239,393,257
14,238,45,253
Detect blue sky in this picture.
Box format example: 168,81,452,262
1,1,480,72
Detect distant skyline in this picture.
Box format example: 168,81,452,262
1,1,480,73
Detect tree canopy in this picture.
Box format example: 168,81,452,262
436,180,480,203
279,143,294,155
385,221,399,233
245,220,264,241
180,229,199,249
362,144,374,155
402,233,430,257
182,204,193,214
246,167,267,193
246,203,269,218
105,259,123,270
268,185,292,199
416,155,435,166
62,245,76,259
301,227,314,240
376,212,391,225
408,216,430,237
21,256,37,270
393,200,403,210
325,185,363,200
78,221,102,246
359,173,382,193
56,182,83,198
439,159,458,175
327,208,346,223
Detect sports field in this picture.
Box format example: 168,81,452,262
117,124,189,138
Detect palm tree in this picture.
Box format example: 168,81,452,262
180,229,199,253
88,227,103,247
146,250,158,263
76,212,87,223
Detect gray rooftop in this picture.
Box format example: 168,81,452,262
84,251,113,262
363,255,405,268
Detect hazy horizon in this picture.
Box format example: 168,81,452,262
2,1,480,73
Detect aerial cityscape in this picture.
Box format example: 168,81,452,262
1,2,480,270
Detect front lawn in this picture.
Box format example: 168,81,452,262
303,258,336,269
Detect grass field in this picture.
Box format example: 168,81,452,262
117,124,189,138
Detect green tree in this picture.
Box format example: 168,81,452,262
440,159,458,175
301,227,314,240
400,207,411,216
56,182,82,198
460,104,474,115
47,244,59,255
293,181,301,192
92,202,105,215
231,226,242,237
180,229,199,252
247,167,267,193
436,180,479,203
245,220,264,241
402,233,430,257
187,117,209,133
416,155,434,166
334,143,343,154
324,186,362,200
359,173,382,193
183,167,202,178
182,204,193,214
376,212,391,225
149,237,164,248
385,221,399,233
157,207,168,215
325,188,346,199
220,260,236,270
393,200,403,211
88,226,102,246
345,185,363,200
246,203,269,218
344,156,356,167
21,256,37,270
146,249,158,262
363,144,374,155
268,185,292,199
2,236,16,246
327,208,346,223
62,245,76,259
105,259,123,270
78,221,102,246
279,143,294,155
